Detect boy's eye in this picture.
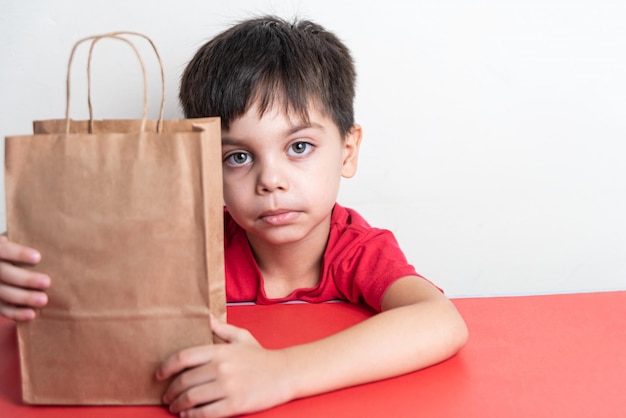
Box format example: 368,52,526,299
225,151,252,167
288,141,313,156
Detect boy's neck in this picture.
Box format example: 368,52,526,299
246,219,331,299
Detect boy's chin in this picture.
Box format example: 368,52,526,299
250,228,310,246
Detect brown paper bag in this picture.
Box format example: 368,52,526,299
4,32,225,405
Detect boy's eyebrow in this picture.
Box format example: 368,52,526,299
222,122,325,145
286,121,324,136
221,136,243,146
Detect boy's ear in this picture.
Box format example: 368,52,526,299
341,124,362,178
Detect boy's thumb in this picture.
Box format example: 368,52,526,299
210,313,258,345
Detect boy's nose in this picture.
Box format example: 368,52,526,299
256,162,289,194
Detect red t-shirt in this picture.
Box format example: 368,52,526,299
225,204,424,312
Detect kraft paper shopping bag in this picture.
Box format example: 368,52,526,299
5,32,225,405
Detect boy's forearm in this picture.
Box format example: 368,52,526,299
279,299,468,401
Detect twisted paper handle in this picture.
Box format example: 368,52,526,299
65,31,165,134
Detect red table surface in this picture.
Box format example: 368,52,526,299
1,291,625,417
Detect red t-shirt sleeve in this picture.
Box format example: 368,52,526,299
325,206,424,311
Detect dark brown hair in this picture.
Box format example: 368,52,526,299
179,16,356,136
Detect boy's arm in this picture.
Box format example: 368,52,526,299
158,276,468,418
282,276,468,398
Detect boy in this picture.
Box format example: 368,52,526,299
0,16,467,418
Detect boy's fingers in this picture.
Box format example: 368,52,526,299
0,262,50,289
156,346,215,381
0,281,48,308
162,363,221,407
167,381,225,416
0,237,41,265
0,302,37,321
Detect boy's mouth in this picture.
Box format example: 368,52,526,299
258,209,300,226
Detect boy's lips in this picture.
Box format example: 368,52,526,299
258,209,300,226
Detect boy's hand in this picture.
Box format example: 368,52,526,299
157,316,294,418
0,236,50,320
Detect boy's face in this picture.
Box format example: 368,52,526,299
221,102,361,247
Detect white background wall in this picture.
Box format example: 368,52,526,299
1,0,624,297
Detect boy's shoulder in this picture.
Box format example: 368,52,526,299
330,203,367,226
328,203,399,251
330,203,375,234
327,204,421,309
